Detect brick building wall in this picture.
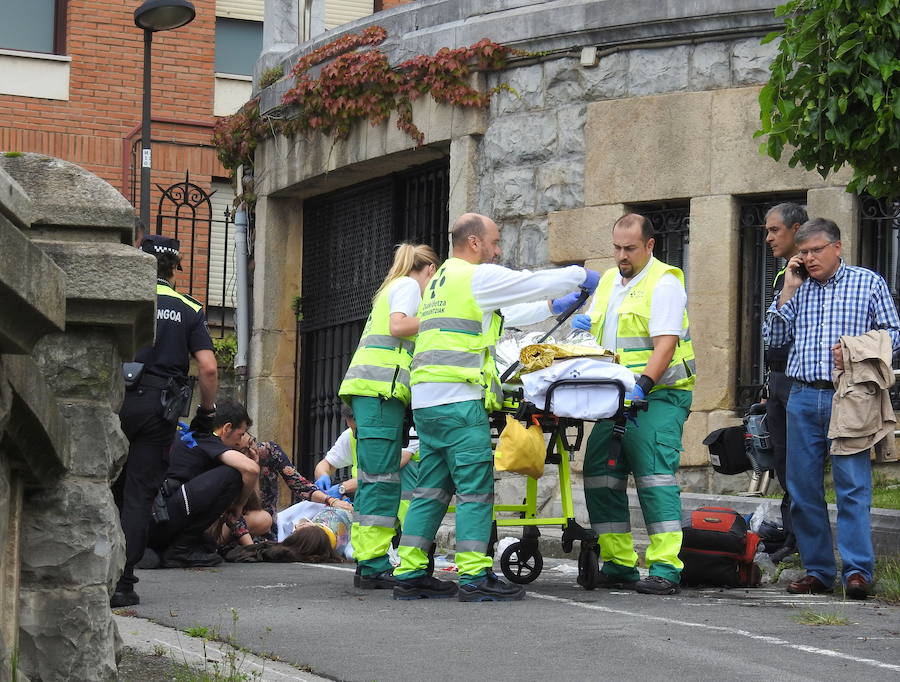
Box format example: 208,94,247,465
0,0,224,302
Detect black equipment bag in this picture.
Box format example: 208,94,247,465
702,425,752,475
679,506,761,588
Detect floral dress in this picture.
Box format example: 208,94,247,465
227,441,319,543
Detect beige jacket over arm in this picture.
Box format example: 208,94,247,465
828,329,896,455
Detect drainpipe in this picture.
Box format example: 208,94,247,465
233,203,250,403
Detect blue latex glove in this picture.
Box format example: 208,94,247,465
179,428,197,448
315,474,331,491
324,483,342,497
625,383,646,403
550,291,584,315
580,269,601,293
572,314,592,331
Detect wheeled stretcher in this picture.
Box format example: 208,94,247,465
489,378,647,585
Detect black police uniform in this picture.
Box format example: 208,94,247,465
148,433,244,563
114,277,214,593
764,267,795,550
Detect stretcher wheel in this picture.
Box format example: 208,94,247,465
500,542,543,584
577,540,601,590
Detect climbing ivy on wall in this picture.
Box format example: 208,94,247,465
213,26,512,183
755,0,900,197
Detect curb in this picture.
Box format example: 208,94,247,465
113,615,330,682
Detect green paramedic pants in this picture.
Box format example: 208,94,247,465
583,388,692,583
395,399,494,583
397,452,419,526
350,395,405,577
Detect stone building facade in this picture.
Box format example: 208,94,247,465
0,154,155,681
249,0,897,491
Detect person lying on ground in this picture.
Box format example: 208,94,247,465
213,433,352,550
225,521,347,563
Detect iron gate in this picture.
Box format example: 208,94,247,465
155,171,235,339
297,159,450,475
627,202,691,277
736,195,805,408
858,194,900,408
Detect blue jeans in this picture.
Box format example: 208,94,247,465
786,383,874,585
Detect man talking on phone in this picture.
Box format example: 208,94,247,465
762,202,807,563
765,217,900,599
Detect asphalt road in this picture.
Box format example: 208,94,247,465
127,558,900,682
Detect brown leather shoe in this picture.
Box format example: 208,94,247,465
787,575,833,594
844,573,872,600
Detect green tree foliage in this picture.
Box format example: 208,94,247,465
756,0,900,198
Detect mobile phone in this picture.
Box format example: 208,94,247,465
794,261,808,280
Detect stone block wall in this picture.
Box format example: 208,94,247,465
0,154,155,681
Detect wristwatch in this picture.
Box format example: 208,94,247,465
338,484,346,496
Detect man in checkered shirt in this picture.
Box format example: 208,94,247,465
765,217,900,600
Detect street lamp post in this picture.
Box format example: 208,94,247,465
134,0,196,236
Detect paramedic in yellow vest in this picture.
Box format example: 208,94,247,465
571,213,695,595
393,213,601,602
338,244,440,589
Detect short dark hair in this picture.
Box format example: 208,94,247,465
340,403,354,422
766,202,808,228
213,399,252,430
796,217,841,245
156,252,181,279
614,213,654,242
451,214,486,249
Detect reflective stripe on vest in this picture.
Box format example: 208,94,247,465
410,258,503,411
588,258,696,392
339,278,416,405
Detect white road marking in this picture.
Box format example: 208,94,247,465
528,592,900,673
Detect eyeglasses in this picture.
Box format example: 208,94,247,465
797,242,834,258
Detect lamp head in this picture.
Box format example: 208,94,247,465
134,0,196,32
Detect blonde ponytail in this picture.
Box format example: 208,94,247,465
373,242,440,301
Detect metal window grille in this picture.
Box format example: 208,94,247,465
736,196,804,408
858,194,900,408
297,159,450,476
627,202,690,276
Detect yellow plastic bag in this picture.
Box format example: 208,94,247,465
519,343,616,373
494,414,545,479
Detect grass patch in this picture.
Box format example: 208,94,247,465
184,625,212,639
792,610,852,626
874,556,900,604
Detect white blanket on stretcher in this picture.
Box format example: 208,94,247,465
520,357,635,420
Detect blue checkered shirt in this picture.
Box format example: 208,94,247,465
764,262,900,383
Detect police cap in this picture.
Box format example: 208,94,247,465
140,234,184,270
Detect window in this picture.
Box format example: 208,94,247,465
215,18,262,76
858,193,900,407
625,201,690,279
0,0,65,54
736,195,805,408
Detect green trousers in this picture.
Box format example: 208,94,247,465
583,388,692,583
397,453,420,526
395,399,494,583
350,395,405,577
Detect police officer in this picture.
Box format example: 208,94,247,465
762,202,806,563
573,213,695,595
111,234,218,608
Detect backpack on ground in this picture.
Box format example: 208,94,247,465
679,506,761,588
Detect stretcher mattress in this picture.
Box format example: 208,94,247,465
519,357,635,420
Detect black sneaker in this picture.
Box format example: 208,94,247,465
354,566,397,590
635,575,681,595
768,545,798,564
110,589,139,608
595,572,638,590
458,572,525,602
136,547,161,570
161,543,224,568
393,575,459,600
